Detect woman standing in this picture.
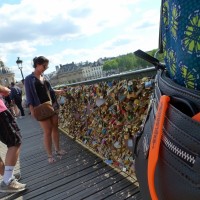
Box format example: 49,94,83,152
24,56,65,163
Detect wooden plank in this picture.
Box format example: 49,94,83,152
19,158,103,199
0,111,141,200
65,172,127,200
42,163,114,199
84,177,134,200
126,192,142,199
106,184,140,200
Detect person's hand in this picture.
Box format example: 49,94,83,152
29,106,35,118
55,89,65,95
1,86,11,96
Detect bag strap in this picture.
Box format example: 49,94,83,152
158,0,164,53
192,113,200,122
147,95,170,200
134,49,165,70
44,81,52,104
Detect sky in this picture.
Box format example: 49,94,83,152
0,0,161,81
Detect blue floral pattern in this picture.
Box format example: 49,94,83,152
162,0,200,90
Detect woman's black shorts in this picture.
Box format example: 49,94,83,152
0,109,22,148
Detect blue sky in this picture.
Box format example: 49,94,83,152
0,0,161,81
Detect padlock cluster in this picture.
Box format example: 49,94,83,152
58,77,153,177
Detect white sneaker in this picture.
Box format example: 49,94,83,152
0,179,26,193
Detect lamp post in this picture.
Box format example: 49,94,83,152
16,57,24,83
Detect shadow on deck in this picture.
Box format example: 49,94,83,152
0,113,141,200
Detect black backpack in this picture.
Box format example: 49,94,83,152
13,87,22,103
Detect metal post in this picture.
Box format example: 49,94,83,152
16,57,24,83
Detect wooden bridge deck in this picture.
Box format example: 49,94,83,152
0,112,141,200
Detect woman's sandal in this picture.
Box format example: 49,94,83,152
55,150,66,159
48,156,56,164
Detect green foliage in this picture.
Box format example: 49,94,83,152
116,53,136,72
103,59,119,71
103,49,164,72
147,49,164,62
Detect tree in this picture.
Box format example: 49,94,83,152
102,49,165,72
103,60,118,71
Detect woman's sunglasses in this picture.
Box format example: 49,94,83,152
42,64,49,69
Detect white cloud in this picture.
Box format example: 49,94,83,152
0,0,161,81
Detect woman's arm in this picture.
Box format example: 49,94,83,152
29,104,35,117
24,76,35,107
0,85,11,96
47,81,65,96
24,77,36,117
54,89,65,95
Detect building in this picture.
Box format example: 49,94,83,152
50,59,103,86
0,59,15,86
81,59,103,80
50,62,83,86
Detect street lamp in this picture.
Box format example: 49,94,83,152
16,57,24,83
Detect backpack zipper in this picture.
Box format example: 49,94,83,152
162,134,196,167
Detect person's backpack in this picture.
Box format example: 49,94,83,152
132,50,200,200
12,87,22,103
132,1,200,198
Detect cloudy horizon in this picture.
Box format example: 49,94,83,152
0,0,161,81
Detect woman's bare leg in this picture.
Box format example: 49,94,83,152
39,119,53,157
51,114,60,152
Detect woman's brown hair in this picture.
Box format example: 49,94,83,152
33,56,49,68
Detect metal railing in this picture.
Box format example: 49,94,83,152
53,66,156,88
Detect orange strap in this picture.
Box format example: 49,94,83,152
148,95,170,200
192,112,200,122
